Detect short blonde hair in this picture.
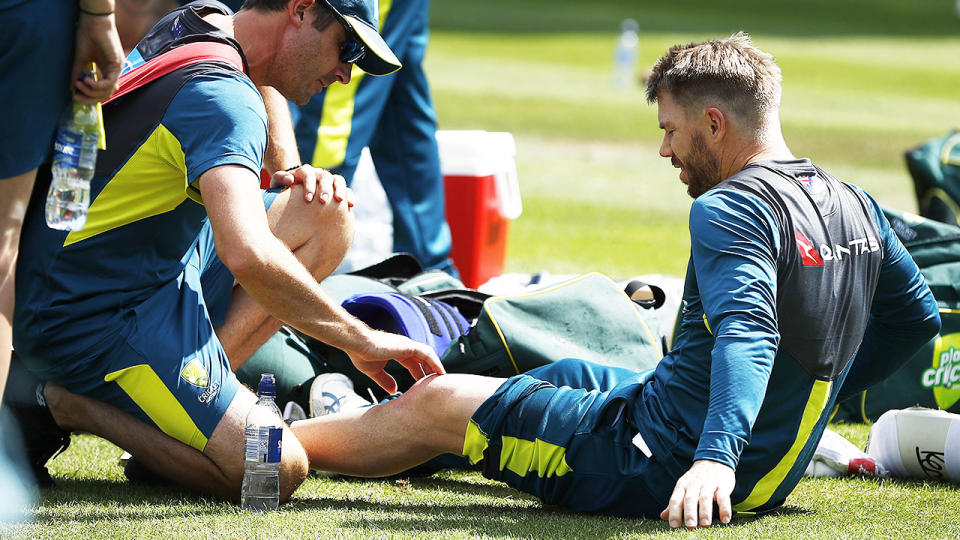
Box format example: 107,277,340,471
646,32,782,128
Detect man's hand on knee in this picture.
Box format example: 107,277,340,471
270,164,355,207
346,329,446,395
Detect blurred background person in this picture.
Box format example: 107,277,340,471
291,0,457,275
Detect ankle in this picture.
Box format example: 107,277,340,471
43,383,76,431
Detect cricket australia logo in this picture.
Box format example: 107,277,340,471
180,358,209,388
922,333,960,409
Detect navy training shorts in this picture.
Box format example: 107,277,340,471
0,0,77,177
464,358,673,518
81,190,281,451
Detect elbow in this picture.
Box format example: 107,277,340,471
921,308,942,342
217,241,264,282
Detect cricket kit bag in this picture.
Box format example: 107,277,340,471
834,208,960,422
240,256,666,405
906,131,960,226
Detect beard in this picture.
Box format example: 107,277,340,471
678,132,722,199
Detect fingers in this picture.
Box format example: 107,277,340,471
660,463,735,529
395,347,445,382
72,13,123,104
331,174,348,203
716,481,733,524
316,168,334,204
73,76,116,104
661,484,684,528
365,370,398,395
698,487,714,528
271,170,296,189
660,478,711,529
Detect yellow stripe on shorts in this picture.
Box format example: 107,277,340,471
105,364,209,451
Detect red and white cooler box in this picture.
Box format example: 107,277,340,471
437,130,522,289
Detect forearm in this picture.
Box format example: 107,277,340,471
79,0,115,13
228,232,371,354
839,301,940,400
696,334,776,468
259,86,301,173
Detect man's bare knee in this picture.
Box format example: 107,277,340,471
278,425,309,502
267,185,353,279
396,374,505,454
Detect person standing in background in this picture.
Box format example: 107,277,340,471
0,0,122,521
292,0,456,274
0,0,123,410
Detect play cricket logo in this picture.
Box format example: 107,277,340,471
922,333,960,409
181,358,210,388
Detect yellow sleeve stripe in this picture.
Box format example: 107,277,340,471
311,0,393,169
734,379,831,511
105,364,209,452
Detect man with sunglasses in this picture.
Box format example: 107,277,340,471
11,0,444,503
289,0,458,277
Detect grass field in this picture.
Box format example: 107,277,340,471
6,0,960,538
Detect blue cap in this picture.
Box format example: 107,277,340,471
324,0,401,76
258,373,277,397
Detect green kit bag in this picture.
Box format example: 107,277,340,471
440,272,664,378
906,131,960,226
834,208,960,422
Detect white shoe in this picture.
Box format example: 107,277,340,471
309,373,372,418
282,401,307,423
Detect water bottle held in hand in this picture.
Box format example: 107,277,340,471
46,68,101,231
241,373,283,511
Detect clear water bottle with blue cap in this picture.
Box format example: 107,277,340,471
45,100,98,230
613,18,639,90
241,373,283,511
46,64,102,231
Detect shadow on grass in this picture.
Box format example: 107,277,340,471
290,475,806,536
36,478,230,523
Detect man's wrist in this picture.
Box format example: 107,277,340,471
78,1,115,16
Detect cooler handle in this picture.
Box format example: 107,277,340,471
494,159,523,219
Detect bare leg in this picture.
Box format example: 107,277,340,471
292,374,505,476
216,184,354,370
0,169,37,409
45,382,308,502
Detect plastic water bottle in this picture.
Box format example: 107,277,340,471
241,373,283,511
45,100,99,231
613,18,639,90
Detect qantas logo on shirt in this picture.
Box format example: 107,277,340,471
795,230,879,266
795,231,824,266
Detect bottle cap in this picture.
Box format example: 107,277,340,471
258,373,277,397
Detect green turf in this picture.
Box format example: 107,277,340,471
427,0,960,277
7,0,960,537
6,426,960,539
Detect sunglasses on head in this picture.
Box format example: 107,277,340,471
317,0,367,64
